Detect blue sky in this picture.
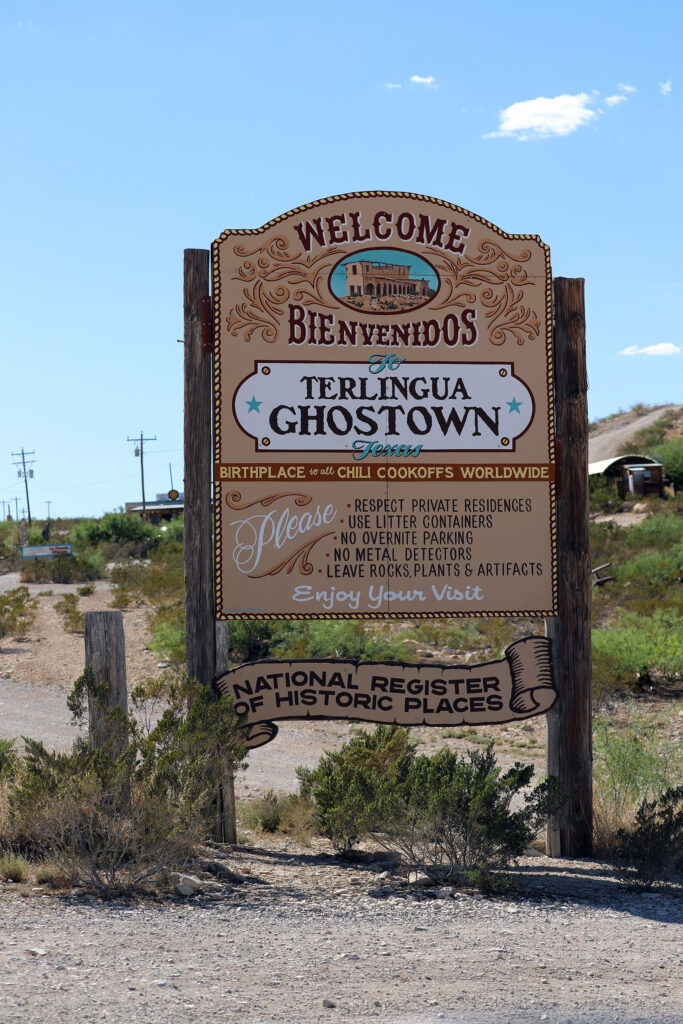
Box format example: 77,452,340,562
1,0,680,518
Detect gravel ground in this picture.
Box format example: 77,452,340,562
1,860,680,1024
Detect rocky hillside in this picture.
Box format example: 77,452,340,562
588,404,682,463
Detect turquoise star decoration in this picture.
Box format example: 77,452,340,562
507,397,522,414
246,396,262,413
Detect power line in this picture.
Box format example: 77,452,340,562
11,448,35,527
126,433,156,516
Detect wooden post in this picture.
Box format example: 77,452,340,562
184,248,237,844
84,611,127,756
184,249,215,695
216,620,237,844
546,277,593,858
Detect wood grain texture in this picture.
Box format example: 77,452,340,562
184,249,215,692
546,277,593,857
84,611,127,755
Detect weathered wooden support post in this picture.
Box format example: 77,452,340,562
184,248,236,844
216,619,236,844
184,248,215,696
84,610,128,756
546,277,593,858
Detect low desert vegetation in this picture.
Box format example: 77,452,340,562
293,725,565,891
0,587,36,650
0,668,246,895
1,409,681,893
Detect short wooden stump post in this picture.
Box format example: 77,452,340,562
84,610,128,756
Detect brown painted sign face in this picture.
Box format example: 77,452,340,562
213,192,555,619
217,637,556,748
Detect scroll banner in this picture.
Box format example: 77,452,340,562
216,635,556,748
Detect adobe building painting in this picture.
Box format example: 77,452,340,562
331,247,438,313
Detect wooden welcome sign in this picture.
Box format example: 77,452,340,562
212,192,556,621
186,194,590,854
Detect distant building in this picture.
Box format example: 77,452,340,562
589,456,665,499
125,492,184,523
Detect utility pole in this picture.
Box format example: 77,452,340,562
12,449,35,527
46,500,52,520
127,432,156,517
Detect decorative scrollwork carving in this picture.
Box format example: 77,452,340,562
226,238,350,343
247,531,335,578
426,240,540,345
226,491,312,510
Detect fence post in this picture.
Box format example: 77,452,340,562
84,610,127,756
546,277,593,858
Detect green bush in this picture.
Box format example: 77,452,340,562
592,709,683,852
273,621,413,663
0,740,18,782
55,594,84,634
70,512,159,550
20,551,105,584
614,787,683,889
228,621,281,663
0,587,36,648
253,790,283,832
297,725,416,855
589,475,621,513
0,670,247,894
651,438,683,488
592,611,683,696
0,853,29,882
149,611,186,665
370,744,564,887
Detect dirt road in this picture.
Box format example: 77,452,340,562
588,405,680,463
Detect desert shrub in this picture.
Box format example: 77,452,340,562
592,710,683,852
228,620,280,663
651,438,683,488
253,790,282,832
408,619,480,652
148,610,186,665
20,551,105,584
276,792,316,844
592,612,683,697
110,542,185,662
158,517,184,545
0,740,18,782
55,594,84,634
614,548,682,608
273,621,413,663
370,744,564,888
613,787,683,890
34,860,75,888
0,853,29,882
626,511,683,550
589,475,621,513
70,512,159,554
297,725,417,855
77,584,95,597
0,587,36,648
1,671,246,894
